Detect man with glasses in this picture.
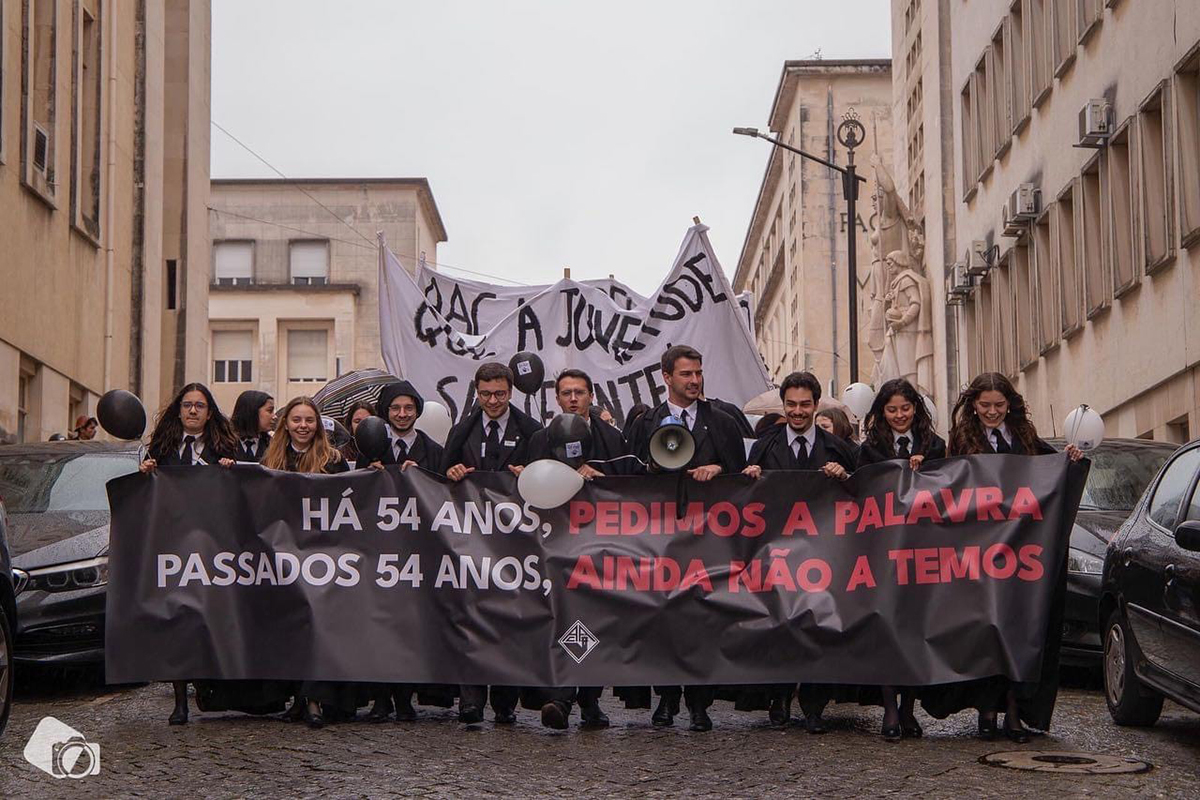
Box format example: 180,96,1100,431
440,361,544,725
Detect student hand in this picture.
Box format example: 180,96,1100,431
1064,443,1084,462
139,458,157,474
401,459,417,471
822,462,849,481
689,464,722,482
908,454,925,471
507,464,525,476
577,464,604,480
447,464,474,481
368,460,385,471
218,458,236,468
742,465,763,480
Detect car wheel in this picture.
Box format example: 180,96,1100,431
0,602,12,736
1103,608,1163,726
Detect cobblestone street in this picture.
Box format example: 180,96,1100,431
1,674,1196,798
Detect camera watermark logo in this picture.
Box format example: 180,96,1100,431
24,717,101,779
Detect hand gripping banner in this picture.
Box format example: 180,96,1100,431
105,455,1087,687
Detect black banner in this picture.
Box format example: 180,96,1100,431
105,455,1087,686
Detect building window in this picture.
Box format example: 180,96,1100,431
212,330,253,383
992,254,1015,377
1137,83,1174,273
166,259,177,309
290,240,330,285
1051,0,1076,76
287,329,328,383
1054,182,1082,336
214,241,254,285
17,361,35,443
1077,0,1103,43
68,383,85,433
976,276,995,372
1008,2,1030,132
1032,209,1057,353
72,0,103,241
1079,151,1111,316
990,23,1010,157
973,53,993,180
1028,0,1052,107
22,0,59,201
961,75,977,197
1011,239,1037,369
1176,43,1200,247
1107,120,1139,294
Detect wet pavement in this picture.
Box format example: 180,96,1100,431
1,672,1197,798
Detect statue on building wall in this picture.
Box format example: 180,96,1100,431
879,250,934,395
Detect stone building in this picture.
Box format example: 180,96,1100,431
206,178,447,413
0,0,211,443
733,59,894,398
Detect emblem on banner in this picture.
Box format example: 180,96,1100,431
557,620,599,663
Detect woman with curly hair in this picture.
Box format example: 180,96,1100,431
923,372,1081,744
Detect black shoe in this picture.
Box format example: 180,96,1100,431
494,708,517,725
901,717,923,739
168,705,188,726
882,723,902,742
306,709,325,729
651,696,676,727
1004,722,1031,744
977,712,997,741
282,699,306,723
689,708,713,732
540,701,569,730
580,704,610,730
458,705,484,724
394,697,417,722
364,700,392,723
768,698,790,728
805,714,827,734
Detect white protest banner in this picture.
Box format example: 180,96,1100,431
378,223,772,425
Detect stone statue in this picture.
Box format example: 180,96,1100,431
878,250,934,395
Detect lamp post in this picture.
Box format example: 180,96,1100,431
734,110,868,383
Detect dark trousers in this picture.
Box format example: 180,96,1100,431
460,684,518,713
655,685,714,711
545,686,603,711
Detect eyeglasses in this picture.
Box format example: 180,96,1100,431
558,389,589,399
181,402,208,411
478,390,510,401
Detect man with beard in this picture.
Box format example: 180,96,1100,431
363,380,449,723
625,344,747,732
441,361,543,724
743,370,856,732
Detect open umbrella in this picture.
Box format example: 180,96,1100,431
741,388,850,416
312,368,400,421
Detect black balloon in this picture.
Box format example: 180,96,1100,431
548,412,591,468
508,351,545,395
354,416,389,461
96,389,147,441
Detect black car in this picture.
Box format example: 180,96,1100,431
0,442,140,668
1100,438,1200,724
1051,438,1177,668
0,489,16,735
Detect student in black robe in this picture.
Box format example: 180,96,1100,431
441,362,543,725
856,378,946,741
139,383,245,725
704,392,756,440
624,345,748,732
921,372,1082,743
362,381,451,722
743,371,857,731
339,401,375,466
230,390,275,462
260,397,353,728
524,369,627,730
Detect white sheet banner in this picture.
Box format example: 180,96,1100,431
379,224,772,425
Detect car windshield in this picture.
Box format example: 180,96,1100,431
0,453,139,513
1079,447,1173,511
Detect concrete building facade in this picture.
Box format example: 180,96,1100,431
937,0,1200,442
206,178,447,413
733,59,894,398
0,0,212,443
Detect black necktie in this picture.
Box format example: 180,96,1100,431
680,409,691,429
992,429,1011,454
243,438,257,457
794,436,808,467
485,420,500,469
183,435,196,465
896,435,911,458
395,438,408,461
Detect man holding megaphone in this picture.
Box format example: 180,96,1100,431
626,344,747,732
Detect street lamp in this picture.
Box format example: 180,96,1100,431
734,110,868,382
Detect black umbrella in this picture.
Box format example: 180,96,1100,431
312,368,400,421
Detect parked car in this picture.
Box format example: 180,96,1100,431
1100,438,1200,724
1049,438,1178,668
0,442,140,669
0,491,16,735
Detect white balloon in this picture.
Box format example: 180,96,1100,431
415,401,453,446
921,394,938,428
517,459,585,509
841,382,875,421
1064,404,1105,451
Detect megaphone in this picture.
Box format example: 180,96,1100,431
649,416,695,471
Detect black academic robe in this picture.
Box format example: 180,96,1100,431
235,432,272,463
151,437,239,466
440,404,543,473
628,400,748,475
526,409,635,476
380,428,445,470
747,424,858,473
707,397,756,440
856,430,948,468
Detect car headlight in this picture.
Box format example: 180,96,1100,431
1067,548,1103,575
17,557,109,595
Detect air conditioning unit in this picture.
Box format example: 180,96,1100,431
1001,197,1027,236
951,261,974,293
946,274,965,306
1009,183,1040,222
1078,99,1112,147
31,123,51,177
965,241,992,278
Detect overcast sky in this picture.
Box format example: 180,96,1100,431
211,0,892,294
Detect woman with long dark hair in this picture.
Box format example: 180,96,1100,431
230,390,275,462
856,378,946,741
816,406,857,443
338,401,375,466
262,397,353,728
923,372,1081,743
139,383,241,725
